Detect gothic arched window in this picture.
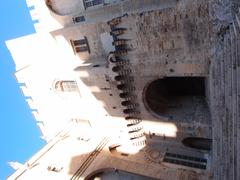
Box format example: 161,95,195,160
55,81,78,92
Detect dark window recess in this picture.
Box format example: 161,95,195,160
163,152,207,170
73,16,85,23
84,0,103,9
93,0,103,6
75,46,89,52
121,153,129,156
85,2,92,8
163,158,206,170
182,137,212,151
72,36,90,54
73,39,86,46
165,153,207,163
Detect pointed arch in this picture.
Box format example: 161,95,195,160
54,80,78,92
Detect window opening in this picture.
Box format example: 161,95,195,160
73,39,86,46
83,0,103,9
75,46,89,53
55,81,78,92
163,152,207,170
72,36,90,53
73,16,85,23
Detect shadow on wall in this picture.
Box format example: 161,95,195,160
67,144,210,180
47,9,213,178
86,169,158,180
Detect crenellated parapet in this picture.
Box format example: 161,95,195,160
26,0,63,32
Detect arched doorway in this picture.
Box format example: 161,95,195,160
143,77,210,123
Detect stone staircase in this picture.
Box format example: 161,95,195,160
211,6,240,180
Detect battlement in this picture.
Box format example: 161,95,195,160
26,0,63,32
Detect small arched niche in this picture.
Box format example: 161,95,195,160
143,77,210,123
182,137,212,151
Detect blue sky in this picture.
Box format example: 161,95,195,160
0,1,45,179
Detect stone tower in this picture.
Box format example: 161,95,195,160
6,0,240,179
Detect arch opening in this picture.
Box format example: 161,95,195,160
182,137,212,151
144,77,210,123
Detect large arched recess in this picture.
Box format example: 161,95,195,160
143,77,210,123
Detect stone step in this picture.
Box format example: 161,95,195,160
221,31,229,180
216,25,240,179
230,27,235,180
212,31,223,180
210,36,218,177
211,26,240,179
230,26,238,180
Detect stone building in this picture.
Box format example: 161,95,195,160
6,0,240,179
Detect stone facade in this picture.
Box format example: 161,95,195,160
6,0,240,179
